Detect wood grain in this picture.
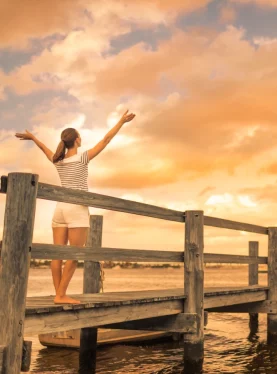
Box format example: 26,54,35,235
267,228,277,343
0,173,38,374
184,211,204,366
204,215,268,235
37,182,185,222
79,216,103,373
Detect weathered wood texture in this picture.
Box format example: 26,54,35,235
21,341,32,372
204,287,267,309
0,346,6,374
184,211,204,369
79,215,103,373
37,181,185,222
204,215,268,235
23,286,268,335
29,244,267,264
204,253,267,264
267,228,277,343
25,299,183,336
104,313,197,333
207,300,277,313
0,173,38,374
31,243,184,262
249,241,259,328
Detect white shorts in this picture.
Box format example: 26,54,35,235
52,202,90,228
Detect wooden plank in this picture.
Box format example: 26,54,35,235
0,346,6,374
207,300,277,314
24,287,269,314
204,253,267,264
258,270,268,274
204,215,268,235
37,182,185,222
204,290,267,309
24,299,184,336
30,243,184,262
184,210,204,369
268,227,277,343
79,216,103,373
26,289,187,313
104,313,197,333
0,173,38,374
29,244,267,264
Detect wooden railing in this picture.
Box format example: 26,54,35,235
0,173,272,373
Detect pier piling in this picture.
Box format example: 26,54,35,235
249,241,259,332
184,211,204,372
0,173,38,374
79,215,103,373
267,228,277,344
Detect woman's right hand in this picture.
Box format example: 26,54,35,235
15,129,35,141
120,110,136,124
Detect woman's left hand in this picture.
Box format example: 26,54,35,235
15,129,35,141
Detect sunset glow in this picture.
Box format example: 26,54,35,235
1,0,277,255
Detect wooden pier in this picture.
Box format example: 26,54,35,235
0,172,275,373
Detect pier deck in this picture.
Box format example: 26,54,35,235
24,286,268,336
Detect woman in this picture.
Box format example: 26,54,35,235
15,109,136,304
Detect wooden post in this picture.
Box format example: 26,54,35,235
0,173,38,374
184,210,204,372
249,241,259,331
267,228,277,344
79,215,103,374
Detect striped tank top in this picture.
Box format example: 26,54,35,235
54,151,90,191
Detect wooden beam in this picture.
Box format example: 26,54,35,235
0,346,6,374
204,215,268,235
30,243,184,263
79,216,103,373
207,301,277,314
204,253,267,264
24,299,184,336
205,289,267,309
104,313,197,333
184,210,204,370
0,173,38,374
29,244,268,264
37,182,185,222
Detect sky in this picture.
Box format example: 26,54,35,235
1,0,277,257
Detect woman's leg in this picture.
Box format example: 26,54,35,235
51,227,68,293
54,227,88,304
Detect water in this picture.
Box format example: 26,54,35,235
26,267,272,373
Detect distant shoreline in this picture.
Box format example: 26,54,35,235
30,260,265,270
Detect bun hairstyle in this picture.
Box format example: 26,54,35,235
52,128,79,163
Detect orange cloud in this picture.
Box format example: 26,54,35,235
0,1,84,49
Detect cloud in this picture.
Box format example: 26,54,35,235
0,0,212,51
230,0,277,7
219,5,237,23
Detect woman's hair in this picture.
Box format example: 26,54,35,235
52,128,79,163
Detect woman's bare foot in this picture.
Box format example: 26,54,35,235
54,295,81,304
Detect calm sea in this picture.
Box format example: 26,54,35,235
26,267,272,374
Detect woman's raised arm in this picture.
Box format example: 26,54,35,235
87,110,136,162
15,130,54,162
